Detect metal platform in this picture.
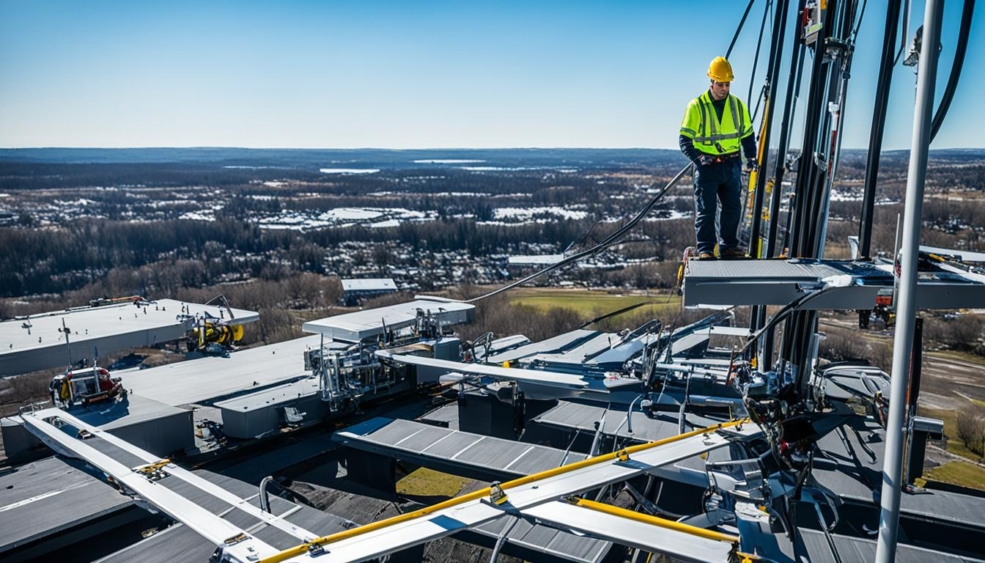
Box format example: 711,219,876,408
0,299,259,377
302,299,474,343
682,259,985,309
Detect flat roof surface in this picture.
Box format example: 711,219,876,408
73,393,189,430
812,416,985,529
508,254,564,265
302,299,474,343
120,335,320,406
0,456,134,554
0,298,259,377
214,377,320,411
341,278,396,291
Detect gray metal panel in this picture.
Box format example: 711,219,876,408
510,448,587,474
453,438,533,468
425,431,488,459
682,259,985,309
0,456,134,554
0,299,258,377
356,418,429,446
95,473,354,563
302,300,474,343
534,401,682,443
470,516,610,563
336,418,592,479
398,425,455,452
800,529,985,563
529,333,621,366
84,436,151,469
487,329,601,364
419,403,459,427
215,378,323,438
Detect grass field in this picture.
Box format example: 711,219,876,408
920,461,985,492
509,288,682,320
396,467,468,498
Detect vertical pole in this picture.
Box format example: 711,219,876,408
875,1,943,560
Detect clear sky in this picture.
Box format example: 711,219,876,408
1,1,983,150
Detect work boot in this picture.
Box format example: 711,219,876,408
721,247,747,259
697,251,716,260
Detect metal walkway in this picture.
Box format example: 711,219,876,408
18,408,327,562
682,259,985,309
267,418,757,563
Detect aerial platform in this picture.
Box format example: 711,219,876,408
682,259,985,309
0,298,259,377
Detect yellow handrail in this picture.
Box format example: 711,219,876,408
567,496,738,544
258,418,746,563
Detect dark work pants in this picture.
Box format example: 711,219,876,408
693,160,742,254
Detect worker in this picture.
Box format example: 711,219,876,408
679,56,757,260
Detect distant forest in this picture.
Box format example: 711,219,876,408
0,148,982,304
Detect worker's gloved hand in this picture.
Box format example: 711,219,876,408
697,154,713,167
745,159,758,172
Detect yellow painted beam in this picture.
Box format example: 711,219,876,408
567,496,739,544
259,418,747,563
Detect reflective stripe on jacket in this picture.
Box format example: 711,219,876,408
679,91,753,156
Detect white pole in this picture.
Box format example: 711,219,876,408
875,0,943,560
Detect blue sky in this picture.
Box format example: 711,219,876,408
1,1,982,149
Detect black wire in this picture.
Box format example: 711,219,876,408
748,0,773,122
738,283,845,357
727,0,758,59
931,0,976,142
453,164,692,304
851,0,869,42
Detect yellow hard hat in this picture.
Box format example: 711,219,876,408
707,56,734,82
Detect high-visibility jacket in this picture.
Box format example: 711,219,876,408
679,91,753,156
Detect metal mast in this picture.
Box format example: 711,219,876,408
875,0,944,560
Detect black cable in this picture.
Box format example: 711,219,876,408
454,164,692,304
858,0,900,259
727,0,758,59
748,0,791,262
739,281,848,357
931,0,975,142
748,0,773,121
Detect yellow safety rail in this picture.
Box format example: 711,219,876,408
566,496,739,543
259,419,747,563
